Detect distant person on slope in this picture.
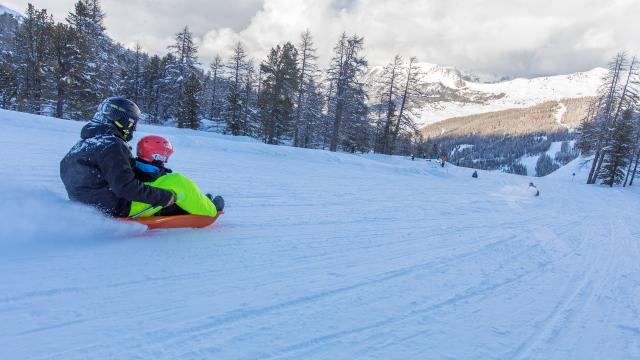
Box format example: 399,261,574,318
60,97,176,217
529,182,540,197
130,135,224,217
440,154,448,168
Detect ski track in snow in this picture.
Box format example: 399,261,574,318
554,102,569,130
1,110,640,359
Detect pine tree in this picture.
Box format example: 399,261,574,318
299,78,324,148
341,91,370,153
49,22,85,118
585,53,632,183
0,12,19,53
166,27,200,126
629,150,640,186
326,33,368,152
66,0,113,118
580,54,639,185
509,162,528,176
535,153,559,177
0,13,19,108
141,55,163,123
177,72,202,130
208,55,223,120
624,111,640,186
575,99,601,154
317,78,336,149
293,30,319,147
554,140,579,165
240,63,258,136
157,53,181,122
169,26,199,76
389,57,421,155
13,4,54,114
258,42,299,144
224,42,252,136
599,109,635,186
374,55,402,154
119,43,146,106
0,40,18,109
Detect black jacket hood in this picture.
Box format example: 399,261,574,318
80,122,122,141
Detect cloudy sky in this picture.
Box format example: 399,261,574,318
6,0,640,77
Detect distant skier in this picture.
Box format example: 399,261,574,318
529,182,540,197
60,97,175,217
131,135,224,217
472,170,478,178
440,154,448,168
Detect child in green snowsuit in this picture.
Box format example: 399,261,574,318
129,135,224,218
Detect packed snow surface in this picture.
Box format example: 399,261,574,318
1,110,640,359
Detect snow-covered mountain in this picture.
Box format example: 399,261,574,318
0,4,22,18
366,62,606,127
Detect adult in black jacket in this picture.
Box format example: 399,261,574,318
60,97,174,217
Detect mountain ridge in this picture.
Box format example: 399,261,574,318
420,97,593,139
0,4,22,19
365,62,605,128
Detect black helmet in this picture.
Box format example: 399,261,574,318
93,97,142,141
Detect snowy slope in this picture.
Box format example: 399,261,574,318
366,62,606,127
548,156,593,181
518,140,575,177
0,4,22,18
1,110,640,359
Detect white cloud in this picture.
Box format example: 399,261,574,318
197,0,640,77
5,0,640,77
5,0,262,53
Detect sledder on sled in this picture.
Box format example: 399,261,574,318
127,135,224,228
60,97,223,229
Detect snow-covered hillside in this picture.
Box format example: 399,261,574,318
0,4,22,18
1,110,640,359
366,62,606,127
518,140,575,177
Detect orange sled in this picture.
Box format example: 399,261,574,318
125,212,223,230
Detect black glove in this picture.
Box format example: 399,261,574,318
206,193,224,211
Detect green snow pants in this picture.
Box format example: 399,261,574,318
129,173,217,217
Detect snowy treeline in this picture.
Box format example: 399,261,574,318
421,98,593,139
421,132,578,176
0,1,423,154
576,52,640,186
417,98,592,176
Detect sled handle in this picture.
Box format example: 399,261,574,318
131,206,160,218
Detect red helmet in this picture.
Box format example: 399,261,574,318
137,135,173,164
